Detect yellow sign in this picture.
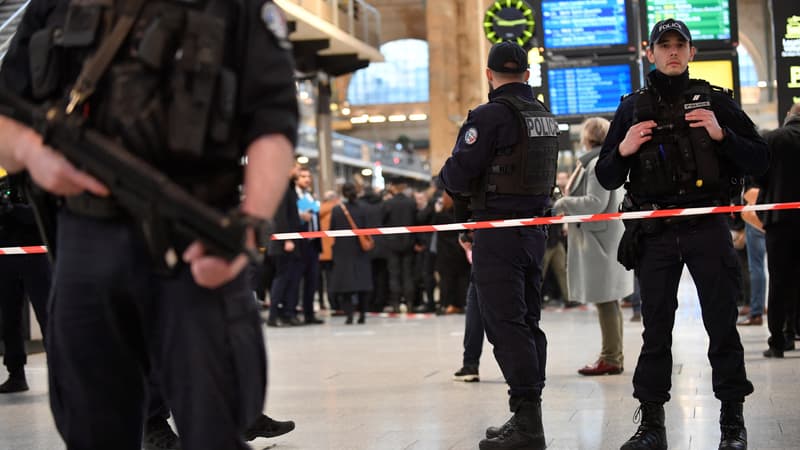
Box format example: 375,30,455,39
787,15,800,39
789,66,800,88
0,167,6,178
688,60,734,91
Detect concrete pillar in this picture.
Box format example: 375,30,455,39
427,0,492,177
316,73,336,194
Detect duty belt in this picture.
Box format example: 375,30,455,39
472,210,546,221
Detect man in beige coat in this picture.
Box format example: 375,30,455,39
554,117,633,375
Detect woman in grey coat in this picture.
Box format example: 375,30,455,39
553,117,633,376
329,182,374,324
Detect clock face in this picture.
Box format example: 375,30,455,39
483,0,536,48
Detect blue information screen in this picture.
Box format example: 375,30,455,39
547,64,632,116
542,0,629,49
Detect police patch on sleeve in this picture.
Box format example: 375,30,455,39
464,127,479,145
262,2,292,50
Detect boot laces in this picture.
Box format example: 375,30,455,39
498,416,518,439
628,405,662,444
632,406,642,424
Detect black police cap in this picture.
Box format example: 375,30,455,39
649,18,692,48
487,41,529,73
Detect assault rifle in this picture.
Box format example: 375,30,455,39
0,89,260,268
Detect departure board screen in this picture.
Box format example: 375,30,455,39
546,64,633,117
688,60,734,91
644,0,732,42
542,0,630,49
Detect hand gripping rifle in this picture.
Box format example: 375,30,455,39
0,88,264,269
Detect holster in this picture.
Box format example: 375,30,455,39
617,220,641,271
616,194,654,271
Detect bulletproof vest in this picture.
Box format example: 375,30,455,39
471,94,559,205
628,80,723,201
31,0,242,201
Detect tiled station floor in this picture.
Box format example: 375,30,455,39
1,270,798,450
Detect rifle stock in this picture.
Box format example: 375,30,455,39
0,88,252,263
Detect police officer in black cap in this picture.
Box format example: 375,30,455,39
0,1,297,449
596,18,768,450
439,40,559,450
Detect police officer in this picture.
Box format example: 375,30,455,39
758,102,800,358
439,41,558,450
596,19,768,450
0,1,297,449
0,173,51,394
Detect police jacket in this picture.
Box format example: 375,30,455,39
381,192,417,252
596,70,768,207
439,82,552,218
757,115,800,228
268,179,302,256
0,0,298,210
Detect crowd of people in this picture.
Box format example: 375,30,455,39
259,169,479,324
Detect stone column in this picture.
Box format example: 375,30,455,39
317,73,336,194
427,0,492,177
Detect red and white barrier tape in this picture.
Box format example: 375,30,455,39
2,201,798,253
270,201,800,241
0,245,48,255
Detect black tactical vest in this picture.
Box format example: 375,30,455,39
31,0,242,203
628,80,724,200
478,94,559,199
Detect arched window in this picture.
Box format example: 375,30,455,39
737,45,759,87
347,39,429,105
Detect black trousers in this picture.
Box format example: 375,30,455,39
462,279,485,367
48,212,266,450
268,251,302,321
765,222,800,351
298,243,320,320
473,226,547,408
368,258,389,312
633,215,753,403
439,266,469,309
0,253,51,371
387,250,415,306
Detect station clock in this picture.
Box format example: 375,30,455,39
483,0,536,49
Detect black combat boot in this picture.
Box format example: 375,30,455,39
620,401,667,450
0,368,29,394
479,399,546,450
485,417,510,439
718,401,747,450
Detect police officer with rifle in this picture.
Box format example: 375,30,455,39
0,1,297,449
596,19,768,450
439,41,559,450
